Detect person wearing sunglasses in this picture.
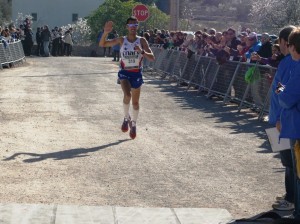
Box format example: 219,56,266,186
99,16,155,139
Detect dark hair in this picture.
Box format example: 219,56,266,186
195,30,202,35
126,16,138,24
279,25,296,42
288,27,300,54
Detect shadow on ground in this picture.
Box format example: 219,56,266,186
144,73,276,157
2,139,130,163
230,209,296,223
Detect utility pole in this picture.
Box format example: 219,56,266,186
170,0,179,31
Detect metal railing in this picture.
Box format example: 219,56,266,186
144,46,277,120
0,41,26,69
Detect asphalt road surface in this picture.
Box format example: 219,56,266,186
0,56,285,219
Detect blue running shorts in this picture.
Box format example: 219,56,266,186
118,69,144,89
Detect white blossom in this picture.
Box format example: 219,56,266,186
61,18,91,46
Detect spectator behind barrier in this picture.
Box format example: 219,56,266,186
257,33,273,58
245,32,262,60
251,44,284,67
1,27,11,42
9,25,18,41
0,26,8,48
223,28,241,61
147,26,282,66
183,33,198,59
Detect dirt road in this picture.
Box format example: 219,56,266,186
0,57,284,219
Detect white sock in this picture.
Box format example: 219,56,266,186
123,103,130,119
132,108,139,125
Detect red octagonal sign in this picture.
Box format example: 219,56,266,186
132,4,150,22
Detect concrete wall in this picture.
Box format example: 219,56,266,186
12,0,104,29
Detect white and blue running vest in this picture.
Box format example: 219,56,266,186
120,36,143,71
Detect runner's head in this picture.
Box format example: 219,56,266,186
126,16,138,25
126,16,139,34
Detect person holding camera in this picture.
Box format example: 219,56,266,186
251,44,284,67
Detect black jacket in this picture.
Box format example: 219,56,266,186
258,41,272,58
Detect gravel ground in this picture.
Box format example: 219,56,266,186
0,56,285,219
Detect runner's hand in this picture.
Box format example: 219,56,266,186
104,21,113,33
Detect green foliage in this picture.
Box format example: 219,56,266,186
88,0,135,41
87,0,169,41
120,0,158,5
141,6,169,31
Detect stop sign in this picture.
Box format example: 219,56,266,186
132,4,150,22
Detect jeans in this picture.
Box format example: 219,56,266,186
43,41,50,56
64,43,72,56
280,149,295,203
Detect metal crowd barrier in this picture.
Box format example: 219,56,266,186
145,46,277,120
0,40,26,69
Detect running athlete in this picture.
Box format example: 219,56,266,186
99,16,155,139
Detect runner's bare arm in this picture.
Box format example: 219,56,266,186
140,37,155,61
99,36,122,47
99,21,123,47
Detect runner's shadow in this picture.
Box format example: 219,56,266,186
3,139,130,163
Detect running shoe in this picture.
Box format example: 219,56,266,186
129,121,136,139
121,117,130,132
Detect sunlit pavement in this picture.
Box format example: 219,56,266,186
0,203,233,224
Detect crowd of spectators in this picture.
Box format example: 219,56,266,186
35,25,74,57
0,18,75,57
0,23,23,49
0,18,35,56
0,19,284,67
141,27,283,67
